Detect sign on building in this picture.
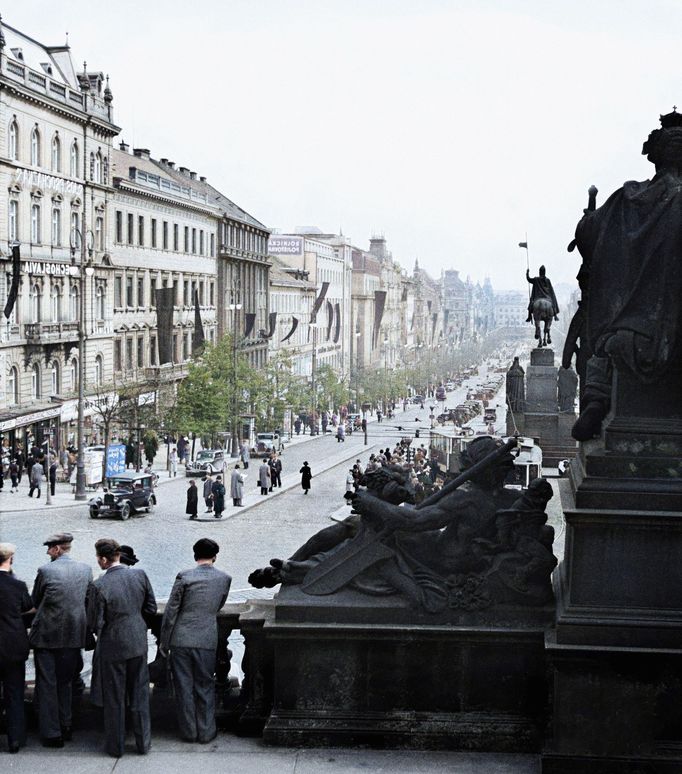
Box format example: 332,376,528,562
106,444,126,477
269,236,304,256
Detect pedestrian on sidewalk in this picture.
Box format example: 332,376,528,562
321,412,329,434
9,459,19,493
49,460,57,497
336,423,345,443
169,447,178,478
268,454,282,489
377,409,382,423
159,538,231,745
186,480,198,520
29,533,93,749
300,462,312,494
239,441,250,470
29,458,43,498
211,476,225,519
258,461,271,495
345,469,355,502
0,542,33,754
230,465,245,506
294,417,301,436
202,475,213,513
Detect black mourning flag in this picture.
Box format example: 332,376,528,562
3,244,21,319
155,286,175,364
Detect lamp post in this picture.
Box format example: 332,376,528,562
228,302,242,457
70,226,94,500
135,423,146,472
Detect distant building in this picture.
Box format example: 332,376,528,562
494,290,527,328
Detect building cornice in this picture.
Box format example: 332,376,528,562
114,179,218,218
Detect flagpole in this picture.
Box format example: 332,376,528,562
518,236,531,301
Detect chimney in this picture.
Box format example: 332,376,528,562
119,141,129,152
133,148,150,160
179,166,190,175
159,158,168,165
200,176,207,182
189,171,197,180
167,161,175,169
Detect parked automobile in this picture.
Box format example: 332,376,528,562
88,471,156,520
435,386,447,401
186,449,226,477
252,431,284,457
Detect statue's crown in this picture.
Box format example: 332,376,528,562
660,107,682,129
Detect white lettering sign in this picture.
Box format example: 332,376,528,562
23,260,76,276
13,168,83,195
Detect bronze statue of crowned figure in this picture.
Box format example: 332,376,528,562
567,107,682,441
525,265,559,348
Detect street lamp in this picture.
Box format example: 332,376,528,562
310,321,323,436
228,302,242,457
135,423,146,472
70,226,94,501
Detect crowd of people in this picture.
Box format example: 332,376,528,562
0,533,231,757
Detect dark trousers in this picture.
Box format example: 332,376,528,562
170,647,217,743
100,655,150,757
34,647,80,740
0,660,26,748
272,473,281,487
28,485,41,497
50,479,56,496
260,486,268,495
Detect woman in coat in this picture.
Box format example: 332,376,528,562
211,476,226,519
300,462,312,495
186,480,198,520
258,462,271,495
230,465,245,506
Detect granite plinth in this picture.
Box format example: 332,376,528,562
255,587,551,751
530,349,555,366
525,368,558,414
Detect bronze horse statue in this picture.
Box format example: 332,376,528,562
531,298,554,347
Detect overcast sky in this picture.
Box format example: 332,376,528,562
10,0,682,291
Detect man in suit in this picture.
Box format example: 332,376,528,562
0,543,33,753
30,532,93,747
87,538,157,758
160,538,231,743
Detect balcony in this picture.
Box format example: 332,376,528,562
24,322,79,343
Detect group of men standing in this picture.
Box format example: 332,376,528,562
0,533,231,757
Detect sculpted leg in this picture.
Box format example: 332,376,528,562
571,355,611,441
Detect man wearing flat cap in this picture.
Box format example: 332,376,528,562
160,538,231,743
29,533,93,747
87,538,157,758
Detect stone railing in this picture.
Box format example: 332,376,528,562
24,321,79,342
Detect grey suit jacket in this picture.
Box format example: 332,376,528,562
160,565,231,651
29,554,93,649
87,564,157,661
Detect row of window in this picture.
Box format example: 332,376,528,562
8,199,104,249
115,211,215,256
113,328,215,371
7,120,108,184
5,355,103,405
24,282,105,324
113,271,215,310
220,222,267,255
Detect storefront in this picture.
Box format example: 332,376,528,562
0,403,62,460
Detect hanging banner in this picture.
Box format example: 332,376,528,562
281,317,299,342
372,290,387,347
326,300,334,341
155,286,175,364
3,244,21,319
333,302,341,343
310,281,330,322
261,311,277,339
192,288,205,355
243,312,256,338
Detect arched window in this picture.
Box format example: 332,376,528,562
89,152,95,181
8,200,18,242
31,203,41,243
30,284,41,322
7,366,18,405
50,361,60,395
102,156,109,184
96,285,105,320
50,285,61,321
8,119,18,161
51,206,61,246
94,354,103,386
51,134,61,171
69,285,79,321
69,357,78,392
30,126,41,166
70,211,80,249
31,363,41,400
70,140,79,177
93,151,102,184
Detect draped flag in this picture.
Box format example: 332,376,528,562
244,312,256,338
372,290,387,347
310,281,330,322
333,302,341,343
281,316,299,342
3,244,21,319
260,311,277,339
155,287,175,364
326,299,334,341
192,288,205,355
431,311,438,341
401,286,408,302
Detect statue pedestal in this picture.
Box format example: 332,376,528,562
258,587,551,751
543,368,682,772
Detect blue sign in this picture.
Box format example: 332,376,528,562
106,444,126,478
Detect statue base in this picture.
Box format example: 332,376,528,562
256,587,551,751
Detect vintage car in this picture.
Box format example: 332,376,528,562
88,471,156,520
252,431,284,457
186,449,226,477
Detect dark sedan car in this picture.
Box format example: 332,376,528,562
88,471,156,520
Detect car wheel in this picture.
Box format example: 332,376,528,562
89,507,99,519
121,502,131,521
146,495,155,513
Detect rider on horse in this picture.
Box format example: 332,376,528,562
525,266,560,323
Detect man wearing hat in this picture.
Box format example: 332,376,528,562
29,533,93,747
87,538,157,758
160,538,231,743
